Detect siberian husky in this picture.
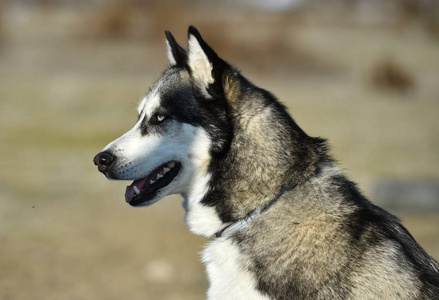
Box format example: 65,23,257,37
94,26,439,299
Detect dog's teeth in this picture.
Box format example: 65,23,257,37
168,162,175,168
150,179,156,185
133,186,141,195
163,167,170,174
157,174,163,179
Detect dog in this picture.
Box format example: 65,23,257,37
94,26,439,299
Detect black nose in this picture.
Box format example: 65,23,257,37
93,151,115,173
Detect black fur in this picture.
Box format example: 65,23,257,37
165,30,187,66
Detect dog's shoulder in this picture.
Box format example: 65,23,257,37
230,167,439,299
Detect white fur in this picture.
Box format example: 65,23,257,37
183,171,223,237
187,34,214,99
137,86,161,116
102,90,163,180
203,238,271,300
180,128,224,236
166,39,177,66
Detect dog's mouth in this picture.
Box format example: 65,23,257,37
125,161,181,207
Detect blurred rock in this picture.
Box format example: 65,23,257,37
370,58,415,94
373,179,439,210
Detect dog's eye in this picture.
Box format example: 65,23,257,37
151,113,166,124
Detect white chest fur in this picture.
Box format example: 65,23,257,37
202,238,271,300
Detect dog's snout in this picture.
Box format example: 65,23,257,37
93,151,115,173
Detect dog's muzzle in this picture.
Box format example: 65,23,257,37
93,151,115,174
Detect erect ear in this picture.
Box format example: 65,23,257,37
165,30,187,67
187,26,223,99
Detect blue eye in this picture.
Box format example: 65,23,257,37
151,113,167,125
156,114,165,122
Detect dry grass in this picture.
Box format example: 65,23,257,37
1,3,438,299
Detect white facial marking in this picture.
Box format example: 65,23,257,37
102,73,224,234
102,104,224,234
136,85,161,117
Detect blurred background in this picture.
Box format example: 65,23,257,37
1,0,438,299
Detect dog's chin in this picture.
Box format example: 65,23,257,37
128,193,161,207
125,161,182,207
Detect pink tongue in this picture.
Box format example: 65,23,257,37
125,177,148,203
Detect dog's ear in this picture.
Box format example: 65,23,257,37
187,26,224,99
165,31,186,67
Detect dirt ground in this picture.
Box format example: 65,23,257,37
1,3,438,299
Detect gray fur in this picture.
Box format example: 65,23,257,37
94,27,439,299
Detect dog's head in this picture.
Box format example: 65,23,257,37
93,26,232,207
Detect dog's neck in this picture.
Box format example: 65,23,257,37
215,184,297,238
185,72,332,236
202,75,330,224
